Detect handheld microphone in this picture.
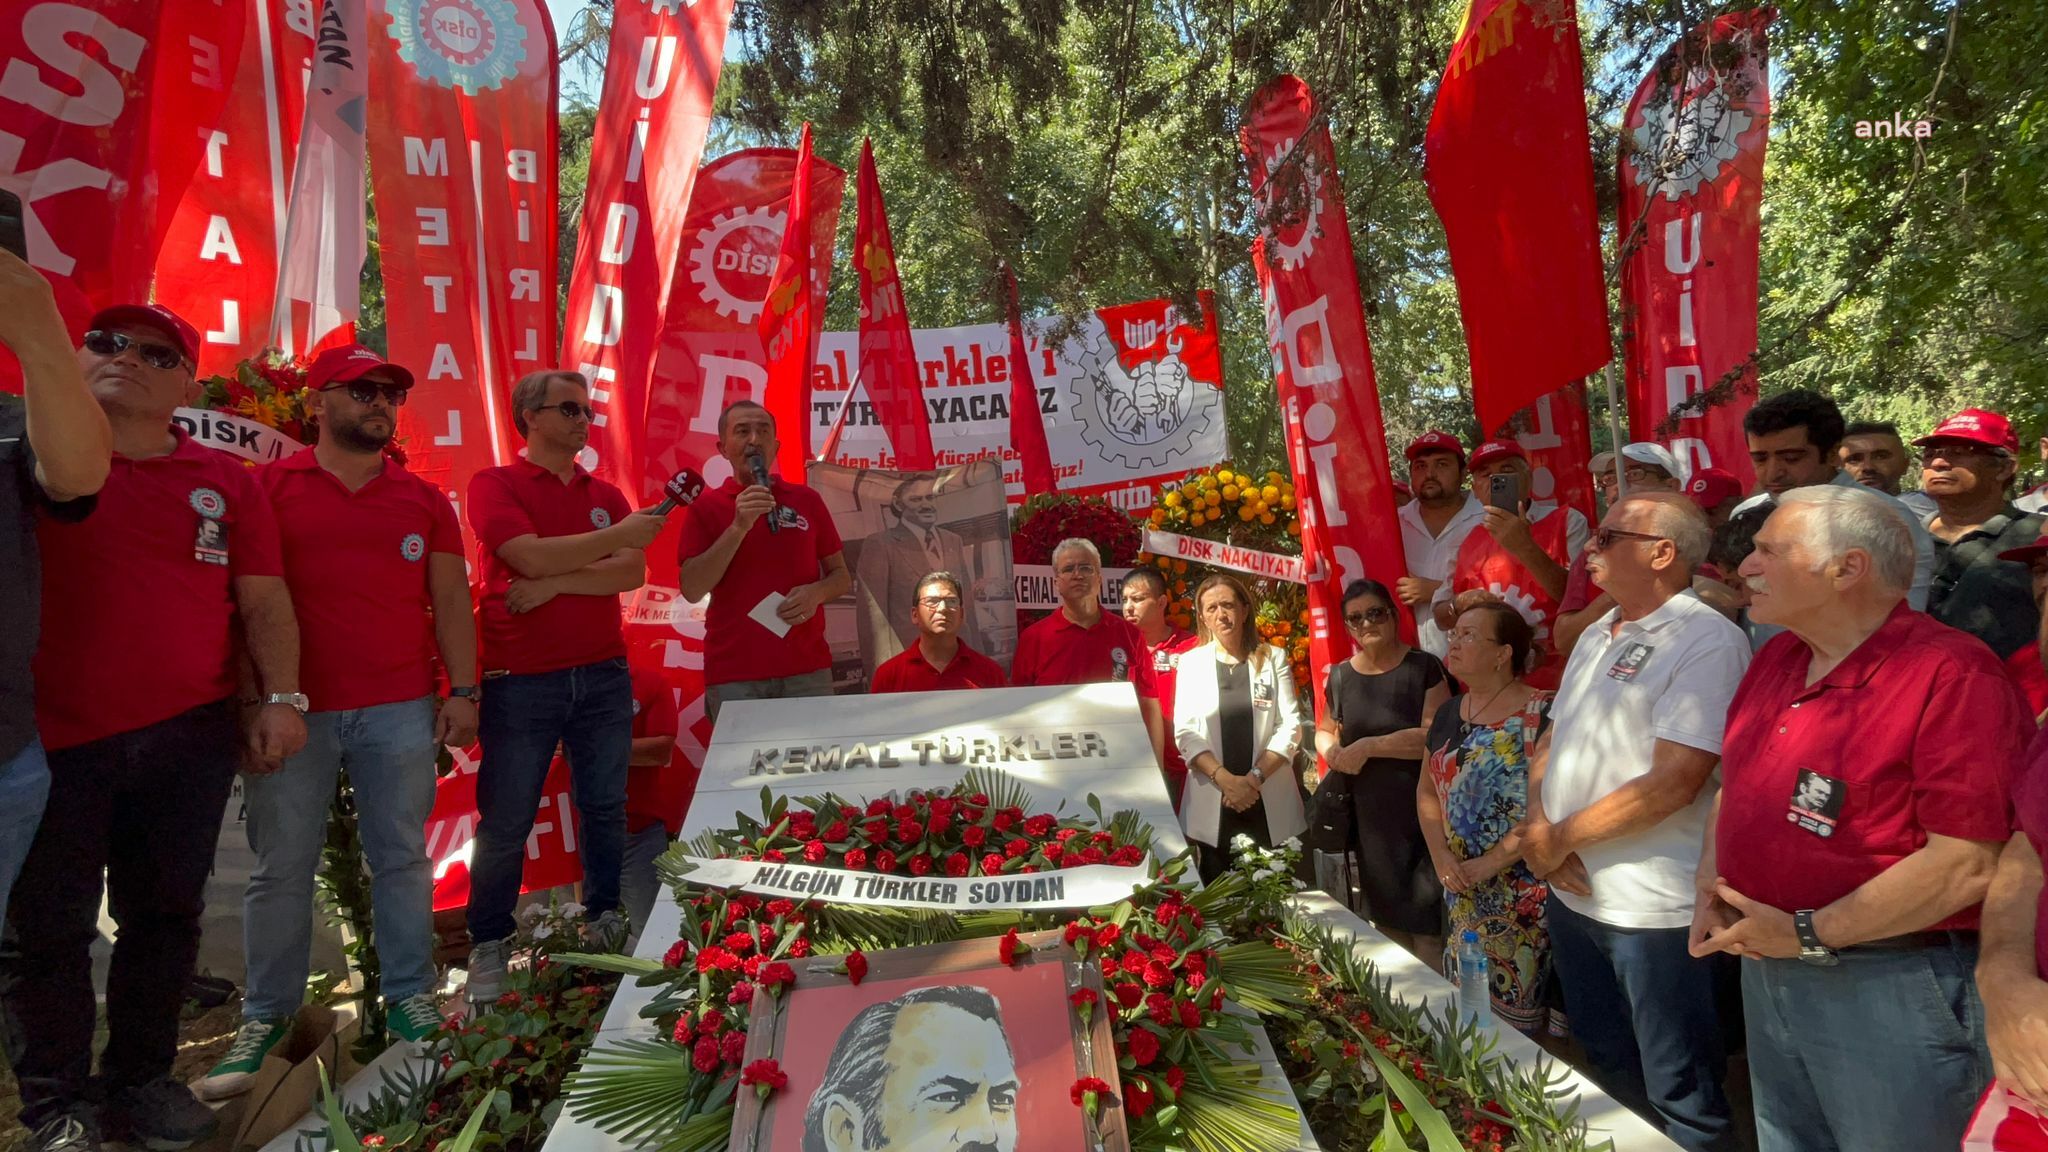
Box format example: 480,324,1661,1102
651,468,706,515
746,450,781,535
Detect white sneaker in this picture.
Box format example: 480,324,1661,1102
194,1017,290,1101
465,938,511,1009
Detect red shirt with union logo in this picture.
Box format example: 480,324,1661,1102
1010,610,1160,700
262,449,463,712
675,476,843,686
1146,628,1199,797
469,459,633,675
35,429,282,749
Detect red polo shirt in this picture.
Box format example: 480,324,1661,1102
469,459,633,675
1146,628,1199,794
2006,641,2048,718
625,659,687,835
35,429,282,750
262,449,462,712
2015,733,2048,978
1718,603,2030,931
1010,610,1160,699
675,476,842,686
870,642,1009,693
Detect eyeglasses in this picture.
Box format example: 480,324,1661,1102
918,596,961,610
321,380,409,407
1921,440,2005,464
1589,527,1669,551
1056,563,1097,577
532,401,595,421
83,330,185,370
1345,607,1393,628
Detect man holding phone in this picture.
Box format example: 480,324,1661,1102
1431,440,1580,686
0,242,110,934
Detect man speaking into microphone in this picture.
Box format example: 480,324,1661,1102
678,400,850,722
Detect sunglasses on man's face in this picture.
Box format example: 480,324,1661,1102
83,330,185,371
1345,606,1394,628
533,400,595,421
1590,527,1668,552
321,380,409,407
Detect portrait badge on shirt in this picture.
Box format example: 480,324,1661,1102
1152,648,1178,673
190,486,229,565
1110,646,1130,682
1606,641,1656,682
1787,767,1846,838
1251,676,1274,709
776,506,808,531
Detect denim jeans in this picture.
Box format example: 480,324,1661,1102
1742,935,1988,1152
242,696,439,1017
1546,896,1736,1152
467,659,631,944
619,823,671,939
0,737,51,928
2,700,238,1127
704,669,834,725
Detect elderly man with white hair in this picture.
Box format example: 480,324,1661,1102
1690,483,2032,1152
1010,537,1167,768
1519,492,1749,1151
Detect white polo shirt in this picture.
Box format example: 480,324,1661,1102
1541,589,1751,929
1399,494,1486,656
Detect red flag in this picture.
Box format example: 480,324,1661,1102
561,0,736,499
1620,9,1773,487
367,0,559,542
1242,75,1410,707
154,0,317,375
855,139,935,469
1424,0,1610,438
757,124,825,479
1000,263,1057,495
1510,383,1599,524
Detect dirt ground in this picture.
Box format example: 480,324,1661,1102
0,1001,250,1152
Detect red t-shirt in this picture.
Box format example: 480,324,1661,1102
2006,641,2048,718
624,660,686,836
35,429,282,750
2014,731,2048,979
870,642,1009,693
674,476,843,686
469,460,634,676
1146,629,1199,793
1718,604,2030,931
262,449,463,712
1010,610,1160,699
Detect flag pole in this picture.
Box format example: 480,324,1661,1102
1603,362,1629,501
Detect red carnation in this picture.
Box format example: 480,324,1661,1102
788,813,818,840
992,810,1018,832
758,924,778,948
1114,982,1144,1010
927,811,952,837
1024,814,1057,838
1127,1027,1160,1066
1063,922,1089,946
892,803,917,822
909,854,934,877
1165,1066,1186,1094
788,938,811,959
721,1029,747,1065
874,849,900,874
1179,1000,1203,1029
944,852,970,877
742,1058,789,1099
1070,1077,1115,1112
1125,1075,1155,1120
823,820,851,842
723,932,756,953
1110,846,1145,866
758,962,796,992
692,1035,719,1074
1081,847,1108,865
1003,838,1029,859
1056,827,1082,842
844,848,870,870
803,839,828,863
1070,988,1098,1015
671,1016,693,1045
662,940,690,969
998,928,1023,967
963,825,988,848
862,819,890,844
694,946,740,974
1044,843,1067,864
930,797,956,818
742,955,764,979
1095,924,1123,947
1151,944,1178,964
897,819,925,843
981,853,1006,875
698,1010,724,1036
844,950,868,985
763,849,788,863
1142,960,1174,988
866,798,892,817
727,982,756,1006
970,792,990,806
1146,993,1174,1025
767,899,797,918
1121,952,1148,975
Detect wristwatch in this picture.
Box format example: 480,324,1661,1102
264,692,311,714
447,686,479,701
1248,765,1266,785
1792,909,1838,967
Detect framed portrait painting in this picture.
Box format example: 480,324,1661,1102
731,930,1127,1152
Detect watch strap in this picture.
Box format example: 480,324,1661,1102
1793,909,1825,950
447,686,478,700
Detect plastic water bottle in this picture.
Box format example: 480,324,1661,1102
1456,929,1492,1027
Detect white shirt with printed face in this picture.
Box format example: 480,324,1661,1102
1399,494,1487,657
1540,589,1752,930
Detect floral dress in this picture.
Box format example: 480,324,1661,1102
1423,693,1553,1034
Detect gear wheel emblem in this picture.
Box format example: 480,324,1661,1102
689,206,787,324
1256,137,1326,271
383,0,528,95
1485,582,1546,633
1628,81,1753,201
1066,320,1217,473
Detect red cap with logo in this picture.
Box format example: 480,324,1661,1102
1404,430,1466,463
307,344,416,392
1687,467,1744,510
1468,439,1527,469
1913,408,2017,456
88,304,200,363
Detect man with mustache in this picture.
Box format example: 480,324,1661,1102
804,986,1019,1152
1397,431,1485,658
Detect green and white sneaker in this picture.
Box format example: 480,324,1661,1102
194,1016,291,1101
385,992,445,1045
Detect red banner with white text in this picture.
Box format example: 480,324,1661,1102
155,0,316,375
1242,75,1409,710
0,0,242,383
1509,383,1599,524
562,0,735,501
367,0,560,530
1620,9,1772,487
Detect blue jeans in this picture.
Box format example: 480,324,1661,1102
619,823,671,938
1742,936,1988,1152
0,738,50,928
1546,896,1736,1152
242,697,439,1017
466,659,631,944
704,669,834,724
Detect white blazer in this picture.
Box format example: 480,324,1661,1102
1172,641,1307,847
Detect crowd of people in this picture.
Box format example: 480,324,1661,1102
4,244,2048,1152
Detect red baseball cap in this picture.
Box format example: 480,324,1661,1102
1914,408,2018,456
2000,539,2048,565
1687,467,1744,510
307,344,416,392
1405,430,1465,463
88,304,199,363
1468,439,1527,469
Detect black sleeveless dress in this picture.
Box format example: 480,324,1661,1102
1324,650,1448,935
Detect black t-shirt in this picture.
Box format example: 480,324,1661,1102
1215,658,1256,776
0,395,95,762
1324,648,1448,774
